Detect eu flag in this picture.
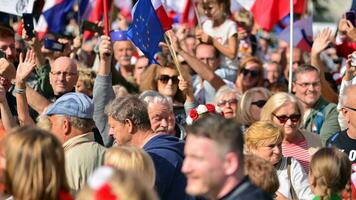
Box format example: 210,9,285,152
127,0,164,64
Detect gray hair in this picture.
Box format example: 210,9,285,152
215,85,242,104
341,84,356,106
139,90,173,111
105,95,151,131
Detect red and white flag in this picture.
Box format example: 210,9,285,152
233,0,305,32
151,0,173,32
278,16,313,52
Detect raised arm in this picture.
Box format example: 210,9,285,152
15,50,36,125
93,35,115,146
311,28,338,103
0,85,16,132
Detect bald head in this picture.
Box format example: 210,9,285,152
50,56,78,95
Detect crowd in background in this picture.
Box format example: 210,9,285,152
0,0,355,199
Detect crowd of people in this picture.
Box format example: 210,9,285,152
0,0,355,199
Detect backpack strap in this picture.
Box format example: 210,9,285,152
312,105,326,134
287,157,298,200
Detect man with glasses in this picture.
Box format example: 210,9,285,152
292,64,340,145
327,85,356,163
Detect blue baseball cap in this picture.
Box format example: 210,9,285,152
45,92,94,119
110,30,129,41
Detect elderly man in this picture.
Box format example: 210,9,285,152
292,64,340,144
45,92,106,194
139,90,185,139
111,30,138,93
183,115,272,199
327,85,356,163
25,56,78,115
105,95,191,200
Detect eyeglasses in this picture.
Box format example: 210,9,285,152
157,75,179,85
273,113,301,124
251,100,267,108
240,68,260,78
50,71,77,77
295,81,321,88
217,98,238,107
344,106,356,112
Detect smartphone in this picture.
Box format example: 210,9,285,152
44,38,65,52
346,11,356,27
23,13,35,38
81,20,103,34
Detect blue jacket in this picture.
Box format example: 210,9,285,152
143,134,192,200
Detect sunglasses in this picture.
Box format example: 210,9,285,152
273,113,301,124
251,100,267,108
217,98,238,107
157,75,179,84
240,68,260,78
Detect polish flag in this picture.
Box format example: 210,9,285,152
278,16,313,52
180,0,196,28
151,0,173,32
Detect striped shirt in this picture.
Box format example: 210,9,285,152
282,138,311,173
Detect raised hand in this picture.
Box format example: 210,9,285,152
195,28,212,44
178,76,194,97
345,52,356,81
99,35,112,61
311,28,332,55
16,50,36,83
0,85,7,104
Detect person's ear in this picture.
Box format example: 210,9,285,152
62,117,71,136
342,107,350,122
292,82,297,93
125,119,134,134
224,152,239,176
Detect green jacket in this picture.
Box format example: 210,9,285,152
303,97,340,146
312,194,342,200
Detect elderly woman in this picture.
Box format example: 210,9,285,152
235,56,265,93
140,63,185,105
260,92,322,173
236,87,271,129
214,85,241,119
245,121,313,200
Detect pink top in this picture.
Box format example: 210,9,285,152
282,137,311,173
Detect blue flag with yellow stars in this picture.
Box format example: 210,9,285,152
127,0,164,64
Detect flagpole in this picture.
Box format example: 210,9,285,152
103,0,109,35
77,0,81,36
193,0,202,28
288,0,294,93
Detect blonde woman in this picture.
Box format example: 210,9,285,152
105,145,156,188
4,126,71,200
236,87,271,129
245,121,313,200
260,92,322,173
75,67,96,97
309,148,351,200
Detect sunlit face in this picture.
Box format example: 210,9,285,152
249,92,267,122
196,44,219,70
216,92,238,119
157,68,179,98
272,102,301,137
134,57,149,85
239,61,261,90
147,102,175,134
108,117,131,145
113,41,134,67
292,71,321,108
0,37,16,63
49,57,78,95
265,63,281,84
250,138,282,165
182,134,227,198
75,80,92,97
201,0,224,20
